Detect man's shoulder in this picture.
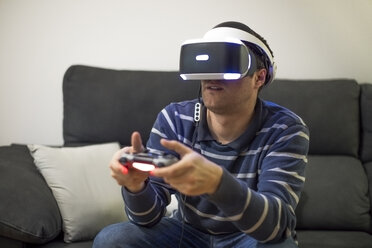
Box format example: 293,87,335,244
261,99,307,127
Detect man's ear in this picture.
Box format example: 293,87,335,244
254,69,267,89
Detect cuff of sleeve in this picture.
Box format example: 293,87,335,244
207,168,247,211
122,179,156,212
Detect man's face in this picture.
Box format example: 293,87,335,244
201,76,258,115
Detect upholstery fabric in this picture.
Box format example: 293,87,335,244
63,65,199,146
295,155,371,231
260,79,360,156
0,145,61,244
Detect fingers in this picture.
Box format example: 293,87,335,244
110,149,126,175
160,139,192,157
121,165,129,175
112,131,143,176
108,132,149,191
151,160,187,178
131,131,144,153
153,139,194,178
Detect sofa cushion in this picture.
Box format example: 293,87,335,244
63,65,199,146
0,235,27,248
297,230,372,248
32,239,93,248
28,143,127,243
0,145,61,244
295,155,371,231
360,84,372,163
260,79,360,156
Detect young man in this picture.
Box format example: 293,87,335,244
93,21,309,247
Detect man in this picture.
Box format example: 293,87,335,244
93,21,309,247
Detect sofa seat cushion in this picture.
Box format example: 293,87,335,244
28,238,93,248
0,235,26,248
295,155,371,232
0,145,61,244
297,230,372,248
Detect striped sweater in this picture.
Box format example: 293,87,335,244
122,98,309,243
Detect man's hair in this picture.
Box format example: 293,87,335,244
213,21,274,71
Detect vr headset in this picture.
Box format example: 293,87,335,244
179,27,277,86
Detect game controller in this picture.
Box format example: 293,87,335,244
119,150,179,172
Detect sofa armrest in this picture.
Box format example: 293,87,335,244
361,84,372,162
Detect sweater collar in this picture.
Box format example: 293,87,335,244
196,99,264,152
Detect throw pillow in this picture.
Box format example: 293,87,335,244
28,143,127,243
0,144,61,244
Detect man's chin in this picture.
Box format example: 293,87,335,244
204,103,230,115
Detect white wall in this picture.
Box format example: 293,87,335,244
0,0,371,146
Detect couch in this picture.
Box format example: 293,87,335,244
0,65,371,248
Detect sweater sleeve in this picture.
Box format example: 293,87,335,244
121,105,180,226
207,123,309,242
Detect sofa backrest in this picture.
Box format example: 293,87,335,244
361,84,372,224
260,79,360,157
64,68,364,157
63,65,199,146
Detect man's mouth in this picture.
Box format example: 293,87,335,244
206,85,223,91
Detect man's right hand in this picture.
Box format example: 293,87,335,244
109,132,149,193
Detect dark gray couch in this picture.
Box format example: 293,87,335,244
1,65,371,247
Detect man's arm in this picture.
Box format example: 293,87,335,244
153,124,309,242
109,132,170,227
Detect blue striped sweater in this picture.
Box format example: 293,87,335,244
122,98,309,243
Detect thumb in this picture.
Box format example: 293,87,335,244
160,139,192,157
131,132,144,153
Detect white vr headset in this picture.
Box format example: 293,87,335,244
179,27,277,86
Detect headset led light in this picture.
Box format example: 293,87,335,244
223,73,241,80
180,74,187,80
195,54,209,61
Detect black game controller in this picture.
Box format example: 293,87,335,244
119,150,179,172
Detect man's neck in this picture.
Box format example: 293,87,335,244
206,100,256,145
